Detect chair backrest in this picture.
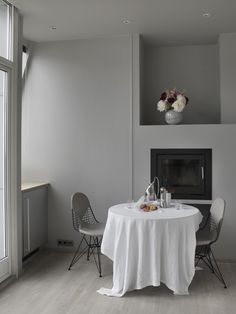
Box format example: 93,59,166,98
71,192,98,231
209,198,225,242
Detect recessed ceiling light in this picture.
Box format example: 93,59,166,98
50,26,57,30
122,19,131,24
202,13,211,18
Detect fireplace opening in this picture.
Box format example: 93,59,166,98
151,149,212,200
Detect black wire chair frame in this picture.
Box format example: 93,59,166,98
68,193,103,277
195,199,227,288
195,243,227,288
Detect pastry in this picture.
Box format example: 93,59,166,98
140,203,158,212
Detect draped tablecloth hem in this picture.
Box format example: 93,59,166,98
97,280,189,297
99,204,201,297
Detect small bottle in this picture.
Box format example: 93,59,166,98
166,192,171,207
160,187,167,208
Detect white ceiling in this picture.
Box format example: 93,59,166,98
10,0,236,45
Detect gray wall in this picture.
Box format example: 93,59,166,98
133,36,236,260
22,36,131,248
22,34,236,260
142,44,220,125
219,33,236,123
133,124,236,260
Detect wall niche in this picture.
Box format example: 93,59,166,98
140,37,221,125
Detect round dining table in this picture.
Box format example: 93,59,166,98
97,202,203,297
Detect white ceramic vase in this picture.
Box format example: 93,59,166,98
165,110,183,125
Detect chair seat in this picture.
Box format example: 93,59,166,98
79,222,105,236
196,229,217,246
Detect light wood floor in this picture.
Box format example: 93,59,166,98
0,250,235,314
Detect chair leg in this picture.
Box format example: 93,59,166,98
87,236,91,261
96,236,102,277
68,235,87,270
206,251,215,273
195,246,204,267
196,245,227,288
209,248,227,288
90,236,102,277
69,234,102,277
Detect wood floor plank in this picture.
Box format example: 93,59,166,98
0,251,235,314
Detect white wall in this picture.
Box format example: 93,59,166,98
142,44,220,125
22,36,132,248
219,33,236,123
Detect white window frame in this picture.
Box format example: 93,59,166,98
0,1,22,281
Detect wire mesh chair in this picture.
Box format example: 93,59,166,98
195,198,227,288
68,192,105,277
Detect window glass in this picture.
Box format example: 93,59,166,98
0,0,10,59
0,69,6,260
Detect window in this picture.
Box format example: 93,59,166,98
0,0,19,282
0,0,11,60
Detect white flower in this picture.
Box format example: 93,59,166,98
177,94,187,105
172,95,186,112
157,100,166,112
172,100,185,112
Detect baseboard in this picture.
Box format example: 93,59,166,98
44,246,75,253
0,275,16,292
22,247,47,266
23,248,40,262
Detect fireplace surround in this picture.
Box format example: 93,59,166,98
151,149,212,200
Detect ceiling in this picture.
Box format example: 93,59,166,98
10,0,236,45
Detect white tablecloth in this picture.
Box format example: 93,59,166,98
97,203,202,297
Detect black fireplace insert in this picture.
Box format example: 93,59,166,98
151,149,212,200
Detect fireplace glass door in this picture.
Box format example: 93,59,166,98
159,155,204,195
151,149,212,199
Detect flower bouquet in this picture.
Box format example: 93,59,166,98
157,88,189,112
156,88,189,124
